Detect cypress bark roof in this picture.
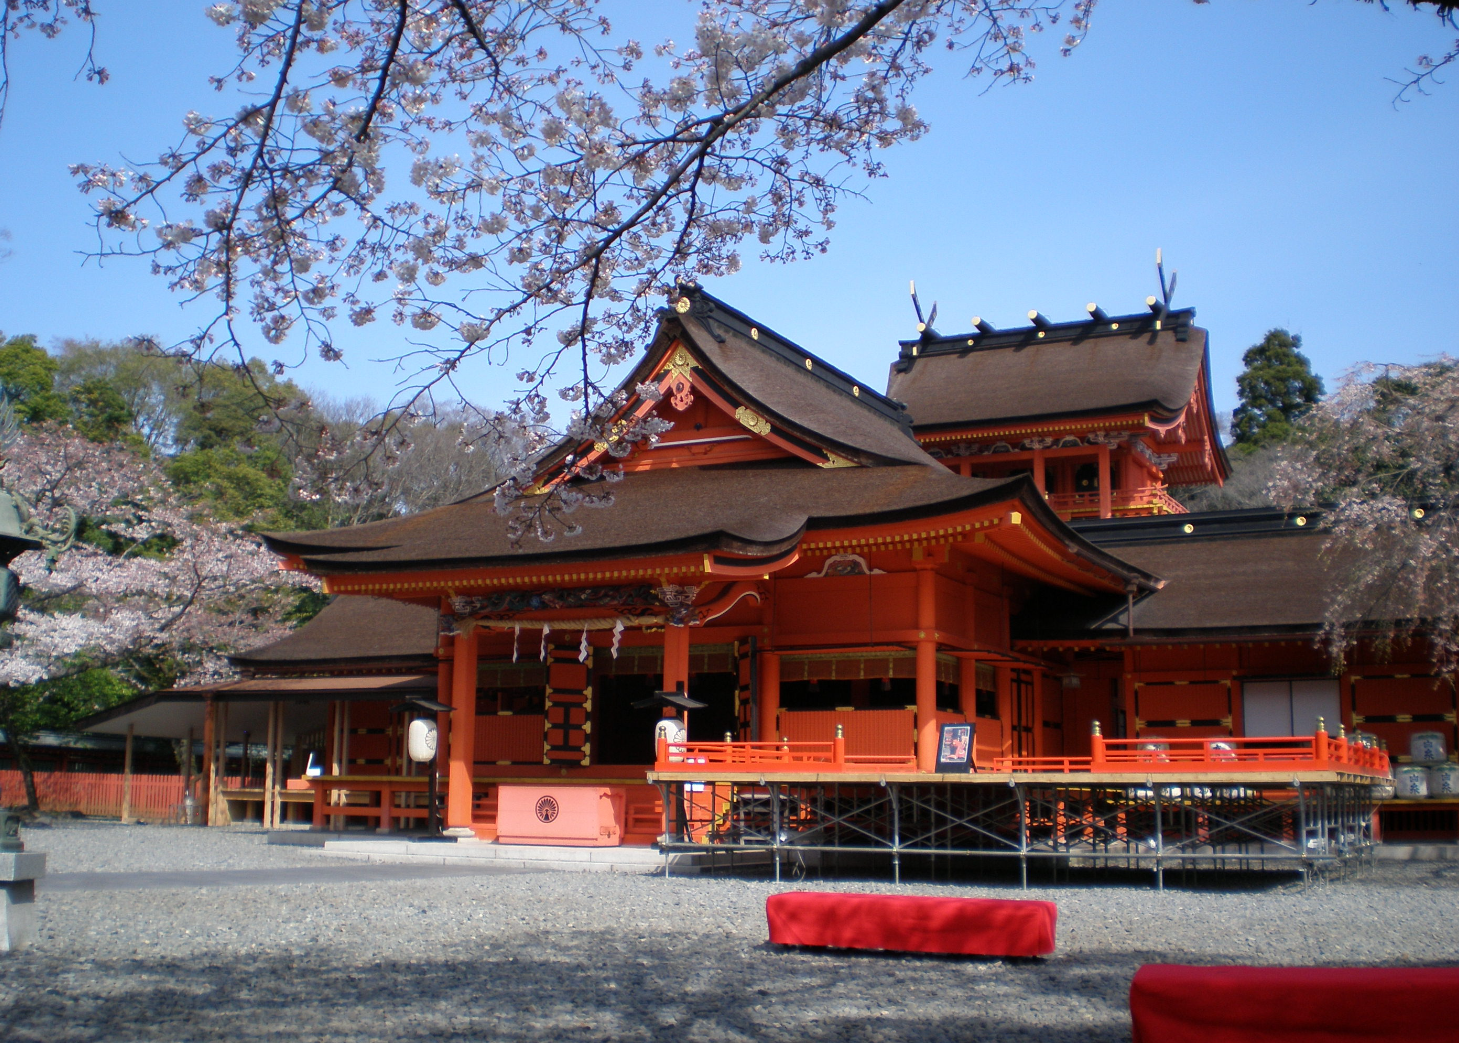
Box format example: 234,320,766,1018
229,596,439,669
887,309,1209,430
1015,510,1340,640
266,464,1020,573
262,287,1159,593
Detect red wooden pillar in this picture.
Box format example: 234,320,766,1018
1032,447,1046,497
445,625,478,830
663,624,690,694
915,561,939,772
758,651,781,742
1098,444,1112,519
995,666,1015,758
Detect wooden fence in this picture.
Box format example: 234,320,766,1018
0,770,201,821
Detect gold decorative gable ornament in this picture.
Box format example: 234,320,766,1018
819,452,856,468
664,345,697,411
734,407,771,435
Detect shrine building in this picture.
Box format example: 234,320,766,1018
82,284,1448,857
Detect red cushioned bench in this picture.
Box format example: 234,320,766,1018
1130,964,1459,1043
766,892,1057,957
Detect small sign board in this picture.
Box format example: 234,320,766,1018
934,721,976,774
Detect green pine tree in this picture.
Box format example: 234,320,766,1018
0,334,70,424
1231,329,1324,450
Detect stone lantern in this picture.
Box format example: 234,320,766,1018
0,810,45,951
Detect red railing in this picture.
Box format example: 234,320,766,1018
993,733,1390,777
1045,487,1187,518
308,776,431,831
653,731,1391,778
654,737,915,772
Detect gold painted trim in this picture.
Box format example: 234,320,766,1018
734,406,771,435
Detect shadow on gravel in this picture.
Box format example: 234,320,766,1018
0,931,1145,1043
39,864,535,892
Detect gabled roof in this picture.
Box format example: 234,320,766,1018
228,596,438,671
887,307,1210,431
534,283,931,478
263,289,1162,597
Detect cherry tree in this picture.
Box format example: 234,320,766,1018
59,0,1091,531
1270,359,1459,673
1,423,315,808
4,0,1454,540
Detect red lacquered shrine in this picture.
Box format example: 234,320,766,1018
89,285,1445,872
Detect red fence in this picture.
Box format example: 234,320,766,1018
655,731,1392,778
0,770,202,820
656,737,915,772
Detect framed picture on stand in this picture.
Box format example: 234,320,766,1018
935,721,975,773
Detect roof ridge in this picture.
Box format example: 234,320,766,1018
897,306,1198,361
672,283,912,428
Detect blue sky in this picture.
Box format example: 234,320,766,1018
0,0,1454,422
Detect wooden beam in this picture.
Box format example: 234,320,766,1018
1098,444,1112,519
120,723,134,825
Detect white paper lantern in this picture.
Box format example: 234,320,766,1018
407,718,438,763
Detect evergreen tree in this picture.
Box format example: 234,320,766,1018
0,334,69,424
1231,329,1325,450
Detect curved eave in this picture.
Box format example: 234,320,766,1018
910,399,1188,437
1197,343,1232,483
283,525,806,579
806,475,1162,596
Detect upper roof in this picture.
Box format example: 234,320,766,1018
228,596,438,670
532,283,931,477
263,287,1159,594
887,307,1209,431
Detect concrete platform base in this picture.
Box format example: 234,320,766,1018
270,832,739,874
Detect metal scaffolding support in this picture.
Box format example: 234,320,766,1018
653,777,1380,886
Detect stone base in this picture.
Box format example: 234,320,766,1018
1,880,36,952
0,852,47,953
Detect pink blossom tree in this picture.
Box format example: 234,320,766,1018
1271,359,1459,674
3,0,1455,540
1,423,315,810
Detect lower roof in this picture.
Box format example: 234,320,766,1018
266,462,1025,574
1019,510,1340,641
75,674,438,742
229,596,439,669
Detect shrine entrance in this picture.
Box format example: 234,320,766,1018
594,671,738,764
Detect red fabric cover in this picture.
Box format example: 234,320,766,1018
765,892,1056,957
1130,964,1459,1043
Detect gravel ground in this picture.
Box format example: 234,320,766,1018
2,823,1458,1042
